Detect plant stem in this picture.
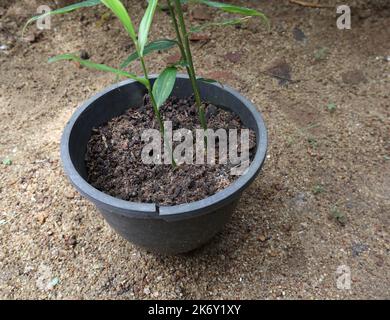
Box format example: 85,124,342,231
140,58,164,132
171,0,207,131
167,0,186,62
140,57,163,133
140,55,177,168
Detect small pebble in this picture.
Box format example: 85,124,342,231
36,211,49,225
352,243,369,257
80,50,90,60
292,27,307,43
64,190,75,199
206,105,218,120
47,277,59,290
143,287,151,295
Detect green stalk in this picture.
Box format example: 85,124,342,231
140,57,164,132
167,0,186,65
140,55,177,168
171,0,207,131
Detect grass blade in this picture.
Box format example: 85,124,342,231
23,0,101,35
120,39,177,69
48,53,148,86
198,0,269,29
101,0,137,42
152,66,177,109
138,0,159,56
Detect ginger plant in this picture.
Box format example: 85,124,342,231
24,0,268,165
24,0,178,166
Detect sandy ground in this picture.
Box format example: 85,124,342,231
0,0,389,299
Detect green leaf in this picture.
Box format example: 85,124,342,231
101,0,137,42
120,39,177,69
48,54,148,86
23,0,101,36
138,0,158,56
190,17,251,33
152,67,177,109
198,0,269,29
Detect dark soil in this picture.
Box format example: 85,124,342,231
85,95,256,206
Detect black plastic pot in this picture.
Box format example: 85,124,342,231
61,75,267,254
